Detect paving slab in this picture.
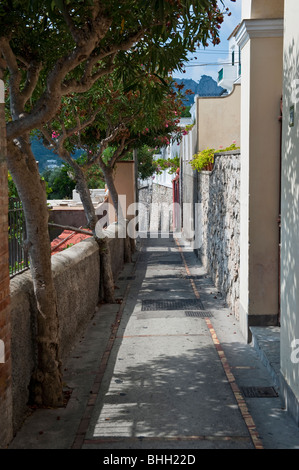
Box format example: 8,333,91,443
8,234,299,451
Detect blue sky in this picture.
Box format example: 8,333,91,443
174,0,242,82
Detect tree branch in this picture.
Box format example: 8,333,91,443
109,136,127,167
21,61,43,106
42,106,101,159
4,11,144,140
0,37,22,117
61,27,145,95
60,2,83,45
61,59,114,95
6,11,112,140
48,223,93,236
95,123,128,163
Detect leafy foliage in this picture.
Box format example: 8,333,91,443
154,155,180,175
190,143,240,172
8,172,19,198
1,0,231,139
42,154,105,199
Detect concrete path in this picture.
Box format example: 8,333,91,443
9,234,299,451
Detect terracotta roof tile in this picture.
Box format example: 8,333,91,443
51,230,92,255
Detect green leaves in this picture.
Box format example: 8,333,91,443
2,0,231,155
190,143,240,172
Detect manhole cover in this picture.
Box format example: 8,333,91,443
240,386,278,398
141,299,205,311
185,311,213,318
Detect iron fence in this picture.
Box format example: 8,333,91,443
8,198,29,277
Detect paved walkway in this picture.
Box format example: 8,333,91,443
9,235,299,450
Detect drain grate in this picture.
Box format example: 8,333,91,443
185,310,213,318
184,275,205,280
142,298,205,311
240,386,278,398
148,260,180,265
151,274,182,279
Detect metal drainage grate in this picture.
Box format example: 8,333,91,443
240,386,278,398
151,274,182,279
184,275,205,280
148,260,180,265
185,310,213,318
118,276,136,281
142,299,205,311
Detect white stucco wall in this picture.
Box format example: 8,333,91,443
239,38,250,336
236,9,283,340
196,84,241,152
280,0,299,412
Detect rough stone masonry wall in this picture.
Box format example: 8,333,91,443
197,151,241,319
9,232,127,439
138,181,173,232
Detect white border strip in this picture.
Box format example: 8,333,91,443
0,79,4,104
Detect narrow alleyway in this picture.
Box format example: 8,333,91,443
9,234,299,451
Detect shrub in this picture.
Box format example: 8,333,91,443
190,143,239,172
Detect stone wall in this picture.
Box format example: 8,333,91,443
197,151,241,318
138,181,173,233
9,230,128,438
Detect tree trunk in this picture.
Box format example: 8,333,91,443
98,239,115,303
69,161,115,303
62,153,98,231
7,137,63,407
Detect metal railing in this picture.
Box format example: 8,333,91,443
8,198,29,277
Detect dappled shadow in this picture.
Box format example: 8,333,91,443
90,340,250,440
280,38,299,394
87,235,252,443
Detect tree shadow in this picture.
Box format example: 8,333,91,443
87,236,251,443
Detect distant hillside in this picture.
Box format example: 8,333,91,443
173,75,227,106
31,137,83,173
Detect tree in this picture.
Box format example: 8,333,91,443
42,166,75,200
44,72,186,219
39,71,186,304
135,145,159,181
42,155,105,200
1,0,231,406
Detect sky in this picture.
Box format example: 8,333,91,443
173,0,242,82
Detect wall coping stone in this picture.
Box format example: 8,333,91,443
200,150,241,175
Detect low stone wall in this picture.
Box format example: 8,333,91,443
197,151,241,318
9,229,128,435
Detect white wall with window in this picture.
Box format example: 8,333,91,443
218,25,241,93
